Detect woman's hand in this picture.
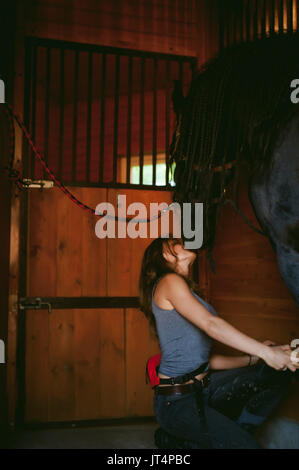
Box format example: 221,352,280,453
249,340,277,366
262,344,296,372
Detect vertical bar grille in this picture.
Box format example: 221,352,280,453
24,38,195,189
219,0,298,48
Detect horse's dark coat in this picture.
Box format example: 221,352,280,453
171,32,299,310
249,113,299,307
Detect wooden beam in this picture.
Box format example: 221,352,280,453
7,0,25,430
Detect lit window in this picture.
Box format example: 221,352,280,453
118,152,176,186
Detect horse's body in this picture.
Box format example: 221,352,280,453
170,32,299,308
249,112,299,307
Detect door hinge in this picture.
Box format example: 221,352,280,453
19,297,52,313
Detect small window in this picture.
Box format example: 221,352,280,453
117,152,176,186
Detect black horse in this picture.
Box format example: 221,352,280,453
170,31,299,309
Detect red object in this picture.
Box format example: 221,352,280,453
146,354,162,388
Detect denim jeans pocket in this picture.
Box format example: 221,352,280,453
155,390,197,407
154,391,202,422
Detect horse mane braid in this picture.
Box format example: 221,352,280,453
170,31,299,255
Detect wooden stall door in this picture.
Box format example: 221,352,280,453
24,186,177,423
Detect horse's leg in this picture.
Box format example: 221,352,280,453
248,113,299,308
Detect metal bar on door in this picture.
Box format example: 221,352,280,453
126,56,132,184
72,50,79,182
99,53,106,184
23,40,32,179
139,57,145,185
86,51,93,183
165,59,170,186
152,57,158,186
58,48,64,181
113,54,120,183
44,47,50,179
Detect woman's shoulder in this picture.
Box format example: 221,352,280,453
156,273,190,290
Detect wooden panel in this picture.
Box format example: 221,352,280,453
27,186,107,297
25,307,126,422
25,309,49,421
126,308,160,416
74,308,101,420
107,188,180,296
7,0,25,428
0,111,12,432
98,308,126,418
25,0,198,57
48,309,75,421
27,188,58,297
80,189,108,296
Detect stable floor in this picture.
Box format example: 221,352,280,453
4,416,299,449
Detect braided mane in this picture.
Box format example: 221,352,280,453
170,31,299,257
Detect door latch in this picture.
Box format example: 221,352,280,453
19,297,52,313
21,179,54,189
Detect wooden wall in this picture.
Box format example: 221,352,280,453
25,0,198,56
1,0,17,441
0,114,11,439
207,163,299,421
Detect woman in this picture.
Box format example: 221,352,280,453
139,235,297,449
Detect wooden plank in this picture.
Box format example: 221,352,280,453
211,297,298,321
25,0,198,56
48,309,75,421
211,278,297,300
79,187,107,296
7,0,25,428
98,308,126,418
74,308,101,420
126,308,160,416
27,189,57,297
25,309,49,422
56,187,82,297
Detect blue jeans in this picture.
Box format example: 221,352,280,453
154,361,293,449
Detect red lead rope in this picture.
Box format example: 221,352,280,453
4,103,99,215
2,103,168,222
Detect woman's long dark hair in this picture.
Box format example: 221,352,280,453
139,235,206,338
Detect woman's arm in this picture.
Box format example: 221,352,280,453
209,340,275,370
162,273,295,371
209,353,259,370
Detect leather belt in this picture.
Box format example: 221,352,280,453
155,373,210,396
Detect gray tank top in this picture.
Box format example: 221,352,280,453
152,277,218,377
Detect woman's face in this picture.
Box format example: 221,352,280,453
163,238,197,267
